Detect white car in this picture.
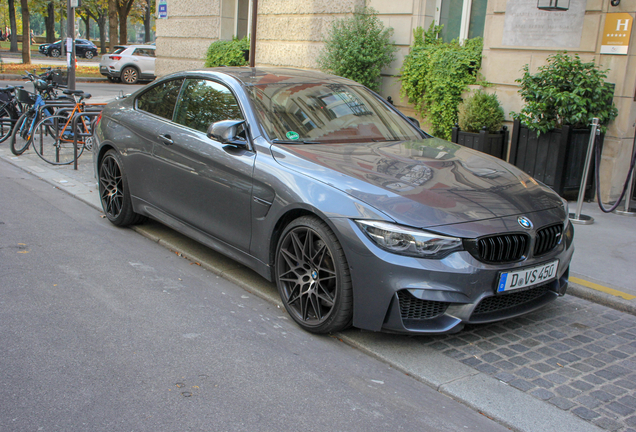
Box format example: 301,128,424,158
99,45,156,84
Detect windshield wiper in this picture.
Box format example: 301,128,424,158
272,139,321,144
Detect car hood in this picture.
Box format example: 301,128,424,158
271,138,563,228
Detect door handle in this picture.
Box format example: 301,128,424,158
158,134,174,145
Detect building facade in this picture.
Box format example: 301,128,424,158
155,0,636,202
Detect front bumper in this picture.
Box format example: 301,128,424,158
330,214,574,334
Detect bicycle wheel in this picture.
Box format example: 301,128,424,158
0,105,17,144
10,112,34,155
31,114,85,165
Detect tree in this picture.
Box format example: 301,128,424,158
8,0,18,52
45,2,55,42
81,0,109,53
20,0,31,64
115,0,136,44
130,0,153,43
108,0,117,51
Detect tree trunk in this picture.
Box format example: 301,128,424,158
82,15,90,40
108,0,118,51
144,0,151,43
8,0,18,53
118,11,127,44
20,0,31,64
46,2,55,43
98,13,107,54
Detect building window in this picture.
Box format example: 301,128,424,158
436,0,487,43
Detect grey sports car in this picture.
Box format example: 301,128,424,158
94,68,574,335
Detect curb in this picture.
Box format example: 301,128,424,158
567,282,636,316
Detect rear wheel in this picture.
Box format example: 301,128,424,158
31,114,84,165
275,216,353,334
10,112,34,155
0,106,17,144
121,67,139,84
98,149,145,226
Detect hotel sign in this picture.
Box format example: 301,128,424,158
601,13,633,55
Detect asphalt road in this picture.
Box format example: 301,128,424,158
0,79,145,102
0,159,509,431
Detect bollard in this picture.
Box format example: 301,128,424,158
569,118,599,225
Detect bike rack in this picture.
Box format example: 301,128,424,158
71,111,102,170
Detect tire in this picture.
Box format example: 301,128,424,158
121,67,139,84
50,48,61,57
0,106,17,144
84,50,94,59
275,216,353,334
10,112,34,155
31,114,85,165
98,149,145,226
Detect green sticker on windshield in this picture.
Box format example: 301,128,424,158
286,131,300,141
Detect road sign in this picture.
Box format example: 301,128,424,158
158,0,167,19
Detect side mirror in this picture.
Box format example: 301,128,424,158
206,119,248,147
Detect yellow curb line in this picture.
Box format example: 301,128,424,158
570,277,636,300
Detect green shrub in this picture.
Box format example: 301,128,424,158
511,53,618,135
400,24,483,140
317,7,397,92
204,37,249,67
458,90,504,133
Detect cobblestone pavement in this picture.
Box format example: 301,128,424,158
423,294,636,431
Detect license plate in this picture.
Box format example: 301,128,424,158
497,260,558,293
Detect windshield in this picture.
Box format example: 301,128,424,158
246,83,423,143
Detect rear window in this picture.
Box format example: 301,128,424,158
113,48,125,54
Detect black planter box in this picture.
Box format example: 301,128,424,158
451,125,509,160
509,120,603,200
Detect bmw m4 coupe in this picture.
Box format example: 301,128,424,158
94,68,574,334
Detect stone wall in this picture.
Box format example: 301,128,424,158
155,0,221,76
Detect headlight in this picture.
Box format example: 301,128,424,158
355,220,463,259
561,197,570,230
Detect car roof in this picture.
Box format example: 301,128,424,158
173,67,358,87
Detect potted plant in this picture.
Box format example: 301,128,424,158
451,90,508,159
509,53,618,199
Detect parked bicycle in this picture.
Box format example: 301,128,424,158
30,89,103,165
9,69,70,156
0,85,24,144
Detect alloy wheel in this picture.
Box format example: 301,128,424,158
277,226,338,327
99,154,123,219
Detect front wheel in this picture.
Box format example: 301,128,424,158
84,50,94,59
275,216,353,334
50,48,61,57
31,114,84,165
0,105,17,144
98,150,145,226
10,112,33,155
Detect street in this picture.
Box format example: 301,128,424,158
0,160,509,431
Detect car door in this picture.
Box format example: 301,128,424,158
126,78,184,204
150,77,255,252
132,48,155,76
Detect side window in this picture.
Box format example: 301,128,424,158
136,79,184,120
173,79,243,133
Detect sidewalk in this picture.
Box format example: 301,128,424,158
2,131,636,432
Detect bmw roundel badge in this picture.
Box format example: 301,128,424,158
518,216,533,229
